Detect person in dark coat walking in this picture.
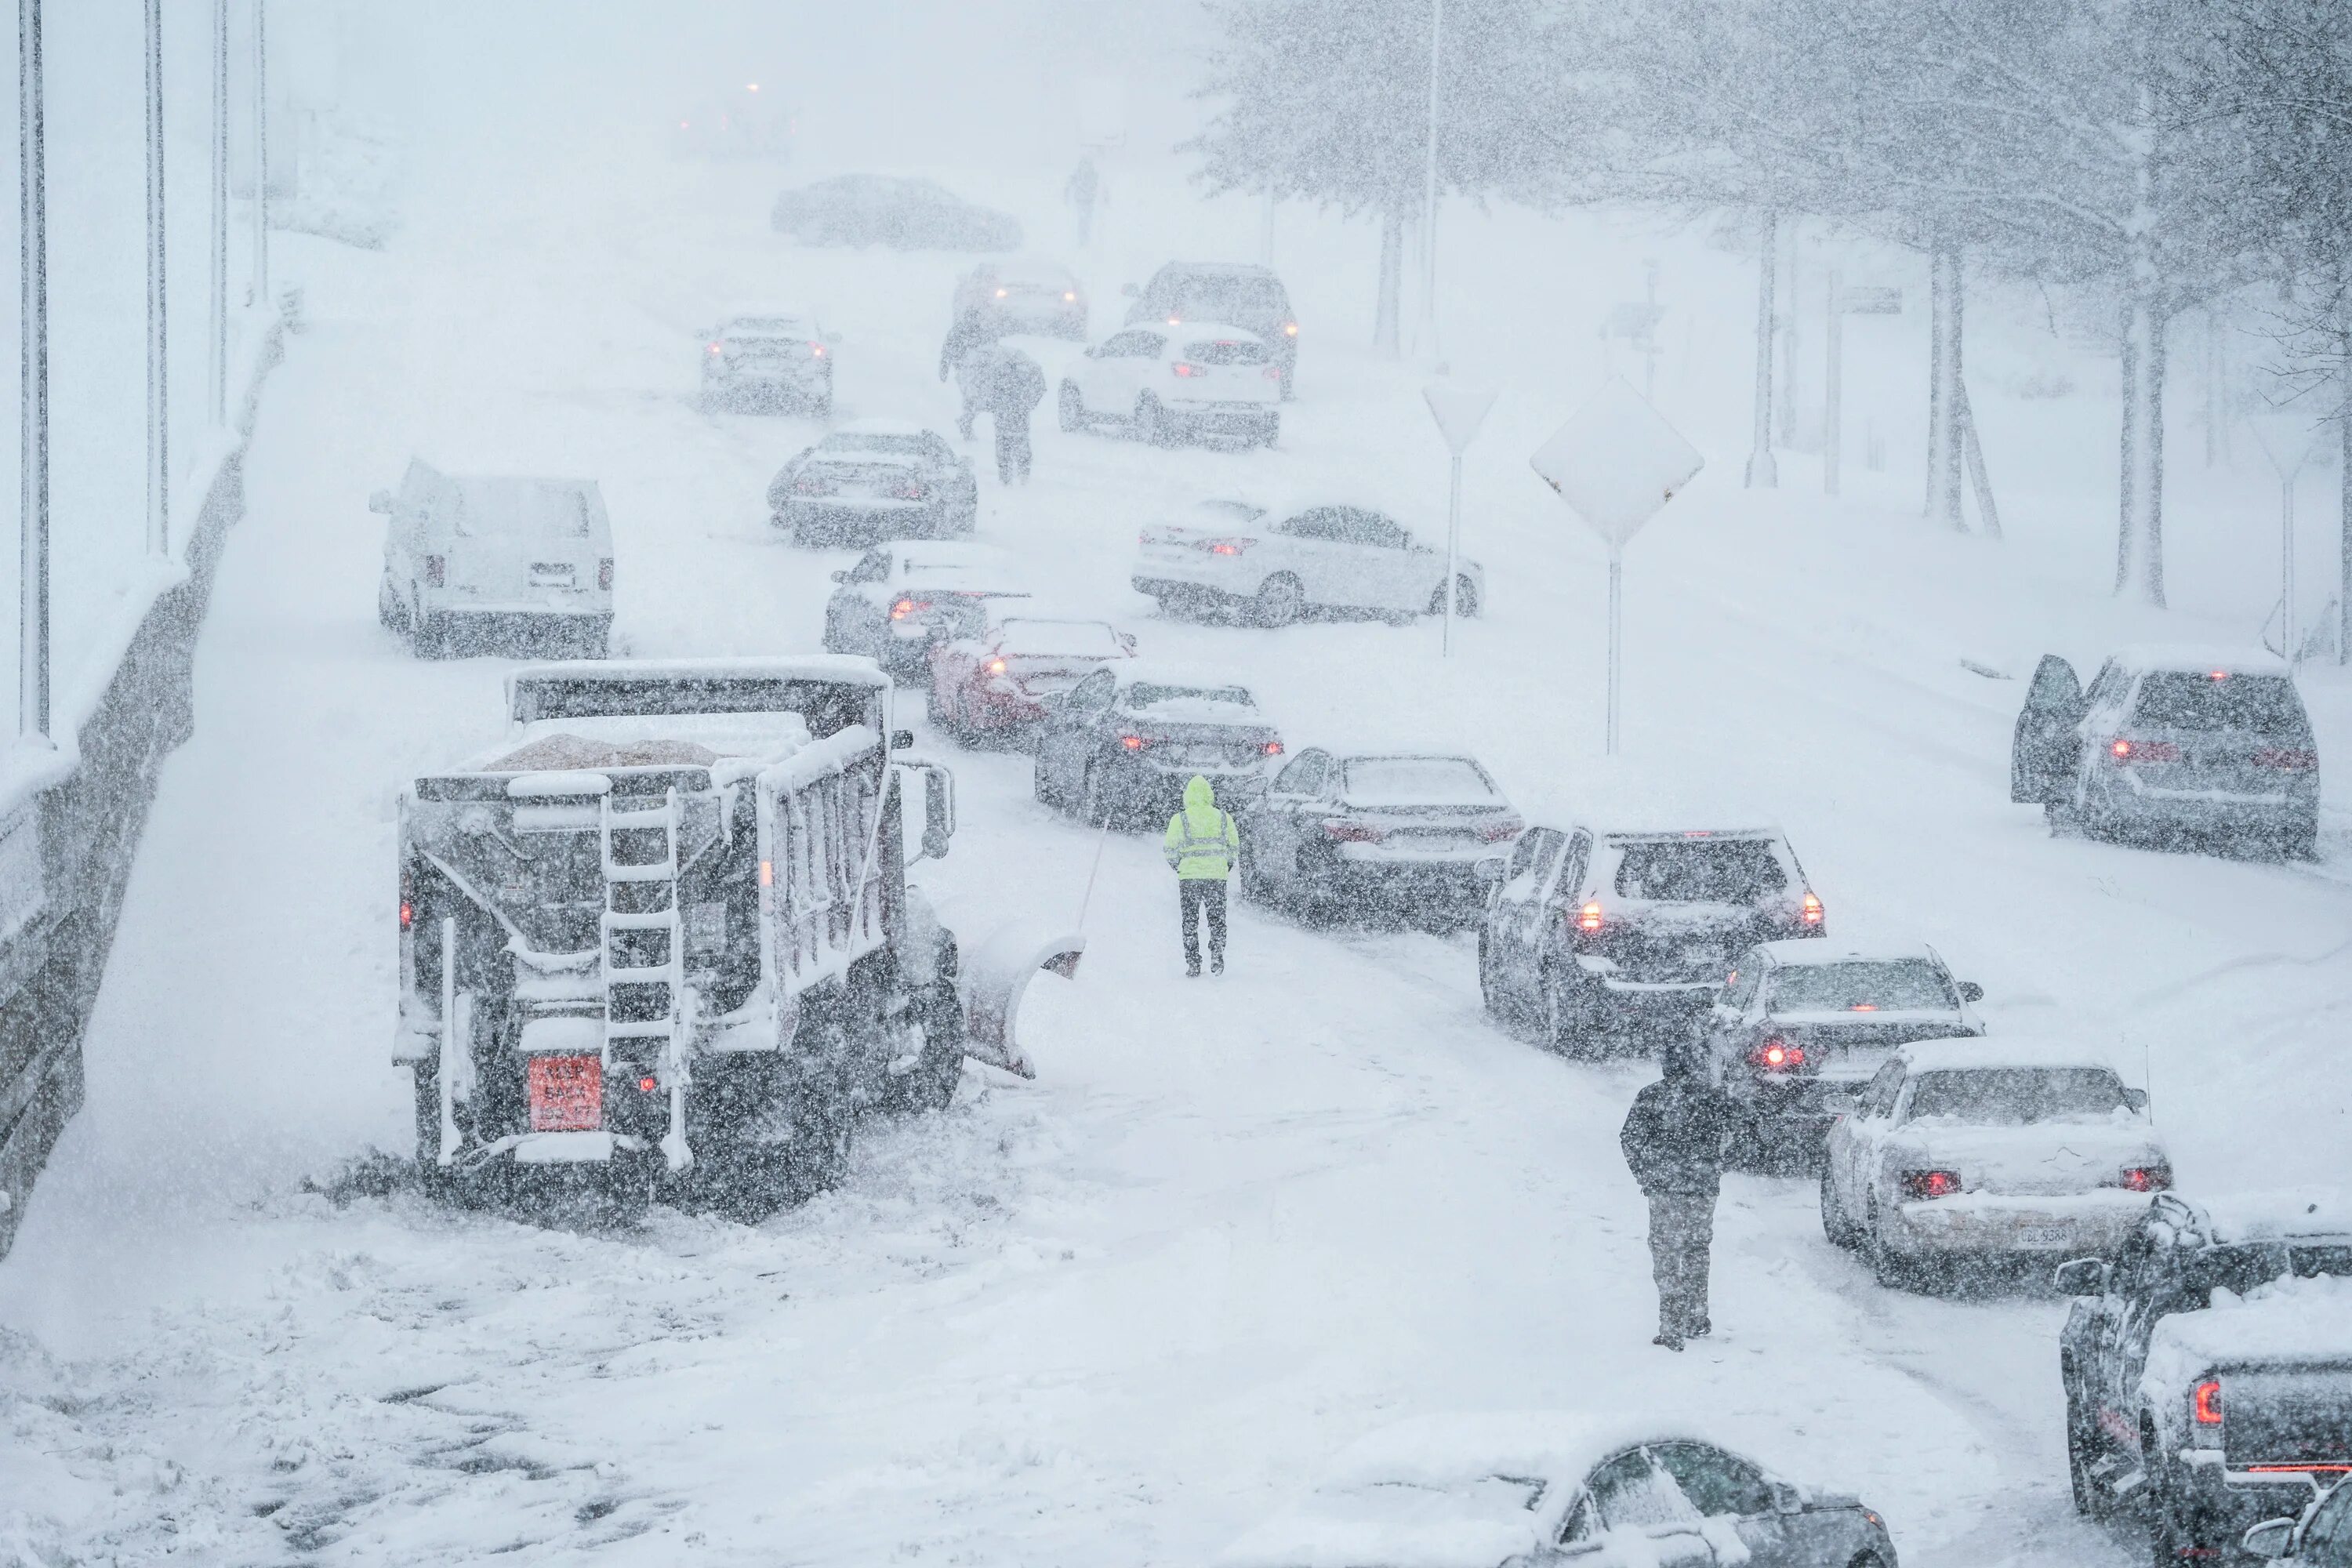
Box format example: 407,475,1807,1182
939,312,999,440
1619,1037,1735,1350
991,347,1047,485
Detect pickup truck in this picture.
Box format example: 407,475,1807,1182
2058,1190,2352,1561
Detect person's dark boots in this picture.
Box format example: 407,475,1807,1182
1652,1332,1684,1352
1185,958,1202,978
1210,952,1225,975
1688,1318,1711,1339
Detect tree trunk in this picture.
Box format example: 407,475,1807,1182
2340,337,2350,664
1745,210,1778,488
1374,209,1403,359
1926,247,1966,532
2115,285,2168,607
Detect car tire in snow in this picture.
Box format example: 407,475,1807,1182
1819,1162,1861,1248
1429,576,1479,619
1541,968,1596,1058
1253,574,1305,628
2064,1385,2114,1517
1137,394,1171,448
1058,381,1085,432
867,981,967,1116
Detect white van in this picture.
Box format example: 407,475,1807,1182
374,461,614,658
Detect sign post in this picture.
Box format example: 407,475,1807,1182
1423,383,1496,657
1529,379,1705,753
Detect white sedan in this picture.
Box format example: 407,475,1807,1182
1057,321,1280,447
1820,1037,2171,1290
1133,498,1484,627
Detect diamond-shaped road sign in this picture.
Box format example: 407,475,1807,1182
1424,384,1497,457
1530,377,1704,551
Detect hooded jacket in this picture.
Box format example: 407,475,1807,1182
1620,1068,1735,1198
1163,775,1239,880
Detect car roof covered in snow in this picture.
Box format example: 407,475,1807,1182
2191,1189,2352,1244
1165,260,1283,279
1896,1036,2118,1075
1154,321,1267,350
976,255,1076,281
2107,644,2291,677
832,417,932,439
1754,940,1942,967
1214,1412,1788,1568
719,308,815,329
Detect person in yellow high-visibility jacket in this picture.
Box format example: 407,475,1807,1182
1163,775,1240,977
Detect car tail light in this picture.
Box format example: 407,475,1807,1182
1120,734,1146,751
985,657,1007,677
2194,1378,2223,1425
398,870,413,931
597,557,613,590
1195,536,1254,556
2115,1163,2172,1192
2253,747,2318,770
995,287,1009,298
1577,900,1604,932
1750,1038,1806,1070
1801,891,1823,927
707,341,723,355
1324,820,1386,844
2109,737,2181,763
1167,314,1182,325
526,1054,603,1132
1900,1169,1962,1200
891,597,933,621
1063,290,1076,303
1477,818,1523,843
1263,740,1283,756
423,554,445,588
810,341,826,358
1173,362,1200,378
1283,322,1298,337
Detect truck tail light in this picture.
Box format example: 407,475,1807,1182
1323,820,1385,844
2194,1378,2223,1425
1900,1169,1962,1200
526,1055,603,1132
891,597,932,621
423,554,445,588
1801,891,1824,927
1577,900,1604,932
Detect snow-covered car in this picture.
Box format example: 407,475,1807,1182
1480,826,1823,1056
699,310,833,413
952,256,1086,339
1240,750,1520,927
1706,942,1984,1168
2243,1475,2352,1563
1133,498,1483,627
766,421,978,547
926,612,1137,742
770,173,1021,252
1215,1413,1900,1568
1820,1038,2166,1288
373,460,613,659
1031,661,1284,828
1058,323,1281,448
1124,260,1298,397
2058,1190,2352,1563
821,540,1025,681
2011,644,2321,858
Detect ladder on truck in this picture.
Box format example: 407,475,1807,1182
599,786,692,1170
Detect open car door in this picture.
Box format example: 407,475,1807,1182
2010,654,2085,804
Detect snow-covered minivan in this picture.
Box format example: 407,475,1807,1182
374,461,614,659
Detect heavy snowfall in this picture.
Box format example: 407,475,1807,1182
2,3,2350,1566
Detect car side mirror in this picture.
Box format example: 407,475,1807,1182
2053,1258,2109,1297
2242,1519,2297,1559
368,488,394,515
1958,981,1984,1003
1117,633,1138,653
2125,1087,2149,1114
1120,282,1139,299
1769,1483,1803,1516
920,766,955,861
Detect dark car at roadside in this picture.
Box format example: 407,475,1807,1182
1031,662,1284,829
767,421,978,547
1480,826,1823,1057
1240,750,1519,928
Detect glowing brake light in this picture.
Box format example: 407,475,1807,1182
2194,1378,2223,1425
1167,315,1182,325
1195,536,1254,556
1120,735,1145,751
1751,1039,1806,1070
2209,670,2229,682
1063,291,1076,303
810,342,826,358
1848,1002,1878,1012
638,1075,659,1094
2110,738,2181,762
1900,1169,1962,1200
996,287,1009,298
1263,740,1283,756
1801,892,1824,926
2115,1164,2172,1192
1577,901,1604,932
891,598,916,619
1283,321,1298,336
986,657,1007,676
1173,362,1200,377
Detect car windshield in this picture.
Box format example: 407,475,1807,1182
1904,1068,2130,1124
1769,960,1956,1014
728,318,805,336
452,481,593,539
1000,620,1123,657
1611,839,1787,903
1341,757,1497,806
1174,276,1287,317
2197,1243,2352,1297
2131,671,2307,733
1127,683,1252,710
1185,339,1268,365
823,434,927,459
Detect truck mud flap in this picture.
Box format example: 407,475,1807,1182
957,923,1083,1080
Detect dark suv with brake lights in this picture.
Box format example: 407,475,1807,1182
2013,645,2320,858
1706,942,1982,1168
1480,826,1822,1057
2059,1192,2352,1563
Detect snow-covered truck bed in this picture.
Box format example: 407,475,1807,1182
393,657,985,1216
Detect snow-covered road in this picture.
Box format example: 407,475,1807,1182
5,96,2350,1568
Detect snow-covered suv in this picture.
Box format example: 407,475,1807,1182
2059,1190,2352,1563
373,460,614,659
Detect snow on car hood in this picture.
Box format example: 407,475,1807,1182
2144,1275,2352,1396
1889,1113,2165,1196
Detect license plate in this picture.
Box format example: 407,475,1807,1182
530,561,575,586
527,1054,603,1131
1679,943,1721,966
2016,1225,2068,1247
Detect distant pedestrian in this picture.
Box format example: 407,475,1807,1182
991,347,1047,485
1618,1037,1735,1350
1065,154,1102,248
939,311,1000,440
1162,775,1239,978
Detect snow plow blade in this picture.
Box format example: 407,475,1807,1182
959,923,1084,1080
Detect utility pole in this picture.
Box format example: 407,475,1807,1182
1419,0,1442,354
250,0,267,303
1824,269,1842,496
209,0,228,425
19,0,49,742
147,0,168,557
1745,212,1779,488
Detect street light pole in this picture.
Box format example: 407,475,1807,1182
19,0,49,742
251,0,267,303
209,0,227,425
1745,211,1779,488
147,0,168,557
